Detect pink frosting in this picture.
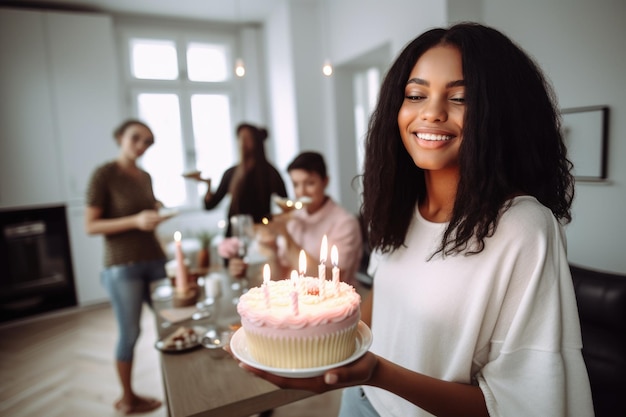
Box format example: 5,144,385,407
237,276,361,337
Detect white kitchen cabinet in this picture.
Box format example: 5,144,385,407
46,10,120,205
0,9,65,208
0,7,121,305
66,205,108,304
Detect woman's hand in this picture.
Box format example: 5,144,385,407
183,171,211,184
228,257,248,278
135,209,162,231
218,237,241,258
256,213,292,248
218,238,248,277
231,350,379,394
255,225,279,251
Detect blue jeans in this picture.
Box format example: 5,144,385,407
101,259,166,362
338,387,380,417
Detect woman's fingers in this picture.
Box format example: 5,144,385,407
233,352,379,394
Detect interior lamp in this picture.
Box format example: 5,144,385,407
235,58,246,77
322,60,333,77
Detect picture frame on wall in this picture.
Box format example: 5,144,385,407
561,105,610,181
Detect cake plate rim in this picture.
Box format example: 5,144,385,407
230,320,373,378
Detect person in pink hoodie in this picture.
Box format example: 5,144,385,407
221,151,363,285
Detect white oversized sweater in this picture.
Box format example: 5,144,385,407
362,196,593,417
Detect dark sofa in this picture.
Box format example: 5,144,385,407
570,264,626,417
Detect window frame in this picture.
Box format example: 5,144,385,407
116,20,243,209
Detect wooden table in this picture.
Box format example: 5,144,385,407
151,266,315,417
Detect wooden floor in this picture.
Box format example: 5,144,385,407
0,303,341,417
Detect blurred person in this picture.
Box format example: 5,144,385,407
189,122,287,237
85,119,168,415
224,151,363,285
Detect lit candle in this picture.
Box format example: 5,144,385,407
263,263,271,309
299,250,307,279
331,244,340,292
174,231,189,294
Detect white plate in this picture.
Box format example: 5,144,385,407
230,321,372,378
158,208,179,219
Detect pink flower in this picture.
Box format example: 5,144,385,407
218,237,241,259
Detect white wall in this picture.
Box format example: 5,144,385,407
328,0,447,66
264,1,299,181
480,0,626,273
264,0,340,198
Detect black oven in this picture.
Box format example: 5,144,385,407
0,205,77,323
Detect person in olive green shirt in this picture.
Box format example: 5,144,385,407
85,119,168,415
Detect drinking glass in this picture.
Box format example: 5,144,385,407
194,272,223,321
229,214,255,302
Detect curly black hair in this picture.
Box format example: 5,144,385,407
361,22,574,257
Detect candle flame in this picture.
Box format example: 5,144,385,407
261,217,269,225
320,235,328,263
294,201,303,210
174,231,181,242
299,250,307,275
263,263,271,284
331,245,338,266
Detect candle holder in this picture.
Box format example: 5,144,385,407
172,286,199,308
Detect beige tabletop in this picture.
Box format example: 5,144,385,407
151,265,315,417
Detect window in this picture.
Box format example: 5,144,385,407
120,29,240,209
353,67,381,172
186,43,229,82
130,39,178,80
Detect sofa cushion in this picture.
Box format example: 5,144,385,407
570,263,626,417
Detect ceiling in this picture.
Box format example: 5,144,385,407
1,0,286,23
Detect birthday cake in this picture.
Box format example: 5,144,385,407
236,276,361,368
